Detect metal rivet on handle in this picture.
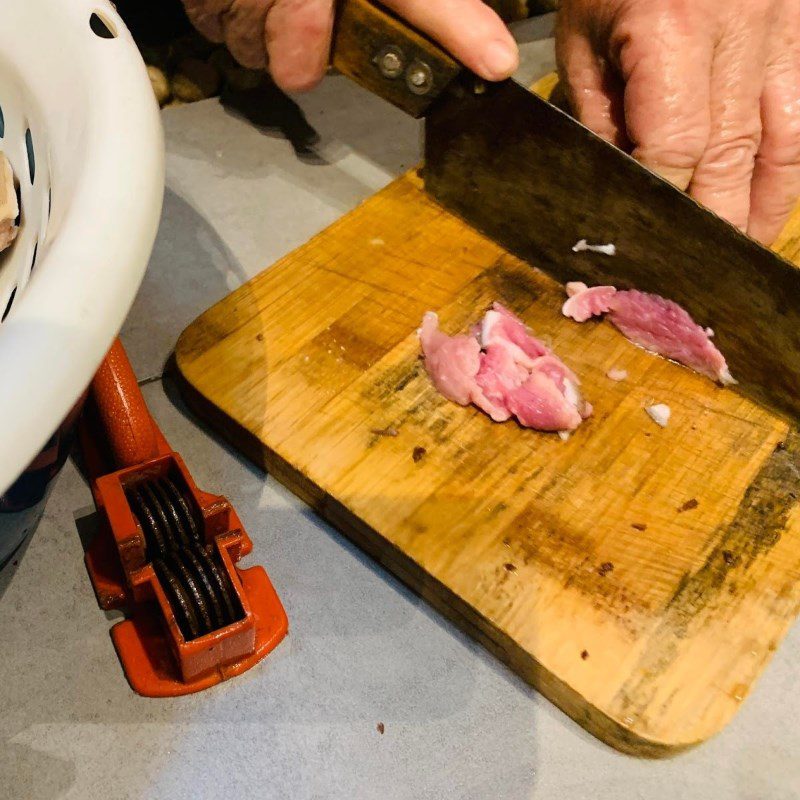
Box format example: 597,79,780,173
375,46,405,79
406,60,433,95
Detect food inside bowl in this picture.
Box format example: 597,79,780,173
0,154,18,252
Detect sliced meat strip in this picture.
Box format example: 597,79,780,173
608,290,735,385
562,283,735,386
506,370,583,431
529,355,591,420
474,343,522,422
418,312,483,406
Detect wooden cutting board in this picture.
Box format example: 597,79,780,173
175,77,800,756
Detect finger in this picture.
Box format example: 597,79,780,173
221,0,272,69
265,0,335,92
748,45,800,243
382,0,518,82
612,9,713,189
556,21,628,148
183,0,231,42
688,17,768,232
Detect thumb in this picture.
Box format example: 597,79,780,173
265,0,334,92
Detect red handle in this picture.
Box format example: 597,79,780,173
90,339,161,469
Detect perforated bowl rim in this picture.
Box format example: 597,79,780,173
0,0,165,494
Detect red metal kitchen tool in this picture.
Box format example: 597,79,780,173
79,339,287,697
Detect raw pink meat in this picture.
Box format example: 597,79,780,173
609,290,735,385
419,306,590,434
474,343,523,422
480,302,549,365
566,282,588,297
418,312,482,406
562,283,735,385
562,285,617,322
506,370,583,431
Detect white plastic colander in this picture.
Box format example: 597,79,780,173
0,0,164,495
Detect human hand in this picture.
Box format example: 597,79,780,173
556,0,800,245
183,0,519,93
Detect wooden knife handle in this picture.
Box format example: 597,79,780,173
331,0,540,118
331,0,462,118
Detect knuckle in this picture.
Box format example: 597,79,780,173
702,132,761,175
184,0,231,40
635,128,709,169
764,110,800,167
624,89,712,168
225,30,266,68
231,45,267,70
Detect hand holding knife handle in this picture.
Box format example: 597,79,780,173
331,0,527,118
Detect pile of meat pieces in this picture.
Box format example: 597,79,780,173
419,303,591,434
419,287,734,437
0,154,18,253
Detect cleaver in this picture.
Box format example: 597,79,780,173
331,0,800,422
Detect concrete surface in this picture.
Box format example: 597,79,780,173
2,19,799,800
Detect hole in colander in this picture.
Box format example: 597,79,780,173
13,182,20,227
30,241,38,271
3,288,17,321
0,105,4,138
25,129,34,184
90,12,117,39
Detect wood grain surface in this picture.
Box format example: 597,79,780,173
174,77,800,755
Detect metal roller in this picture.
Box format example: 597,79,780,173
153,557,201,640
128,487,167,557
126,476,242,640
161,475,202,544
182,546,226,630
168,550,214,635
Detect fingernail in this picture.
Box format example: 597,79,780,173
479,40,519,81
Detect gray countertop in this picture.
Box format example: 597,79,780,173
2,20,799,799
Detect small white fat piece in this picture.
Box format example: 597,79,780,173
572,239,616,256
705,327,715,338
558,430,571,441
562,379,581,410
645,403,671,427
606,368,628,381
